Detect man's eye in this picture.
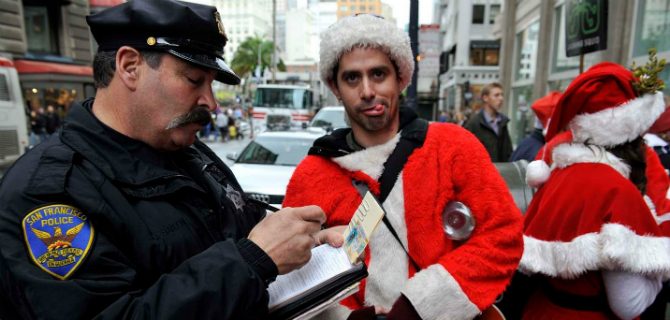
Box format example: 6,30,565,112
187,77,203,85
372,70,386,79
344,74,359,83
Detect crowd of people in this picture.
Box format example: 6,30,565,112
199,105,247,142
1,0,670,319
27,104,62,147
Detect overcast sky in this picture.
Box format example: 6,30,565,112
382,0,436,28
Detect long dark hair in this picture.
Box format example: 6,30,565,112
606,136,647,194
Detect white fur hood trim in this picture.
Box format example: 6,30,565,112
552,143,631,178
570,92,665,146
520,223,670,280
332,134,400,180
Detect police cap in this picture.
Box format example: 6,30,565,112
86,0,240,85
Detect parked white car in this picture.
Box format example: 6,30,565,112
227,131,323,208
306,106,348,134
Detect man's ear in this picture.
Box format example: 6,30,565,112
327,78,341,100
115,46,142,91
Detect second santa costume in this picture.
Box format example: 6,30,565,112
523,62,670,320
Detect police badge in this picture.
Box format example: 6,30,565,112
22,204,94,280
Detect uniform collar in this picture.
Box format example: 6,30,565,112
60,99,195,185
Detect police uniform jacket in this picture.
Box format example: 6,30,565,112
0,99,276,319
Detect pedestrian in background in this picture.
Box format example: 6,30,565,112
45,104,61,136
284,14,522,320
464,82,513,162
519,61,670,320
216,108,229,142
0,1,343,319
509,91,561,162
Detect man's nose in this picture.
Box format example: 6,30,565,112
360,77,375,100
199,87,217,111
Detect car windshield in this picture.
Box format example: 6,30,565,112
236,136,313,166
310,109,347,129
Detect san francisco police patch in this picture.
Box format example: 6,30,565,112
22,204,94,280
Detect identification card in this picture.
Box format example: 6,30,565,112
342,191,385,263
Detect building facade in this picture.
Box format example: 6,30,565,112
214,0,273,62
435,0,503,117
0,0,120,118
336,0,381,19
496,0,670,145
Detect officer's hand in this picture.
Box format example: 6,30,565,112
314,225,346,247
248,205,325,274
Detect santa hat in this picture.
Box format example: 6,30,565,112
649,107,670,134
319,14,414,91
526,62,666,188
531,91,562,129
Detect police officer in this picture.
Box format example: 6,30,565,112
0,1,342,319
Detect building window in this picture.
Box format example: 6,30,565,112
489,4,501,24
510,85,534,144
633,0,670,57
23,5,60,55
472,5,485,24
469,48,499,66
470,41,500,66
514,21,540,81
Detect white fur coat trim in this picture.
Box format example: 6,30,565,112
311,303,352,319
570,92,665,146
332,134,400,180
365,175,410,309
520,223,670,280
552,143,631,178
402,264,481,320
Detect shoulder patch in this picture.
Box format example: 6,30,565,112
22,204,94,280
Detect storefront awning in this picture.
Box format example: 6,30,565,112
0,57,13,68
14,60,92,77
470,40,500,49
89,0,124,7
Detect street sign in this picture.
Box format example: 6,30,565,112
565,0,608,57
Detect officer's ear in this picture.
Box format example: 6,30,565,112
115,46,142,91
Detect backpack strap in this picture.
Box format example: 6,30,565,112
355,118,429,271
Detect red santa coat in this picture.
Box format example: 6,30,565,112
645,146,670,235
521,143,670,320
284,123,523,320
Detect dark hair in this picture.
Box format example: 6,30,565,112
606,136,647,194
481,82,503,99
92,50,164,88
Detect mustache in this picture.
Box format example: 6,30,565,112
165,106,212,130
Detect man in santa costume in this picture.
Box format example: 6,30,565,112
283,14,523,320
522,61,670,319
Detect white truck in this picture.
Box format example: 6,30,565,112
0,57,29,174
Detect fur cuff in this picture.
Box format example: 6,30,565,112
520,223,670,279
402,265,480,320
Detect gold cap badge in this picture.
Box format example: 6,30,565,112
214,11,226,37
146,37,157,46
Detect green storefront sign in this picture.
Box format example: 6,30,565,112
565,0,608,57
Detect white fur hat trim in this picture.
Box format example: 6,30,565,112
319,14,415,91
